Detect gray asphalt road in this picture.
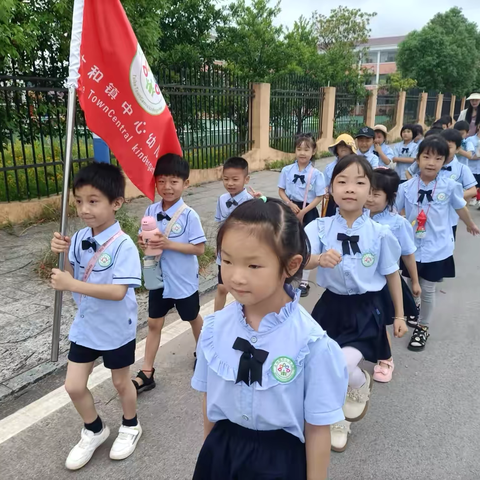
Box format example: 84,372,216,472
1,213,480,480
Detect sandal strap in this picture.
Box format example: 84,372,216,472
136,369,155,384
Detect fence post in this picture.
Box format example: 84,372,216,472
250,83,271,156
387,91,406,142
449,95,456,120
417,92,428,127
317,86,336,151
365,87,378,127
435,93,444,120
460,97,466,112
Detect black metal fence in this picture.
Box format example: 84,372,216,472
453,97,462,120
334,89,368,137
0,65,254,202
269,74,323,153
375,91,398,131
404,89,421,124
441,92,452,118
425,92,438,125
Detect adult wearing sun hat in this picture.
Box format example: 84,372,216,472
457,93,480,137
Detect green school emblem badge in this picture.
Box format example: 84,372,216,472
171,223,182,234
361,252,375,267
271,357,296,383
437,192,447,202
98,253,112,268
450,174,457,180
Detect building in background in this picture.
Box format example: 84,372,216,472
358,36,406,87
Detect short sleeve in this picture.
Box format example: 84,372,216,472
305,220,322,256
408,162,419,176
410,143,418,158
278,167,288,189
112,238,142,288
384,145,394,161
215,198,222,223
68,231,79,266
394,182,406,212
368,153,379,169
191,324,209,392
304,335,348,426
466,138,476,155
396,217,416,256
313,170,326,197
187,210,207,245
460,165,477,189
451,181,467,210
378,227,401,275
393,143,401,157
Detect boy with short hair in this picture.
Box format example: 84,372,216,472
354,126,379,168
50,162,142,470
214,156,253,311
393,124,418,182
440,128,477,238
454,120,476,166
132,153,206,393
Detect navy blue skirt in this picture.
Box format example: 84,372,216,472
193,420,306,480
311,290,391,363
380,276,418,325
324,196,337,217
292,201,319,226
401,256,455,283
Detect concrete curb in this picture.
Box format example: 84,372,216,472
0,274,219,404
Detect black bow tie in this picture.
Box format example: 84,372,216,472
226,199,238,208
82,239,97,252
418,189,433,203
373,150,379,157
442,166,452,171
293,174,305,184
233,337,269,387
337,233,361,256
157,213,171,221
402,147,409,154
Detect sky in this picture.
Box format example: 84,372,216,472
274,1,480,37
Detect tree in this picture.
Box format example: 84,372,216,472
385,72,417,93
397,7,480,95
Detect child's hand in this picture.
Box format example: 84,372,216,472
393,317,408,338
411,281,422,297
318,249,342,268
247,186,263,199
51,268,74,291
467,223,480,236
155,233,172,250
137,234,147,252
289,202,301,214
51,232,71,254
296,210,305,224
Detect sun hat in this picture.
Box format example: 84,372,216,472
373,125,388,135
467,93,480,101
328,134,357,155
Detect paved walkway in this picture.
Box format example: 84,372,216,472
0,161,321,401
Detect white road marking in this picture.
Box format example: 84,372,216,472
0,295,233,445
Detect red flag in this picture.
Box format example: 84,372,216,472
71,0,182,200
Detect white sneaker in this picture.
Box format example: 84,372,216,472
330,420,351,452
109,422,142,460
469,198,477,207
343,370,372,422
65,425,110,470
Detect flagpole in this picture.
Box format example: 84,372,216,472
51,86,77,362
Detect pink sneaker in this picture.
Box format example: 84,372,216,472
373,359,394,383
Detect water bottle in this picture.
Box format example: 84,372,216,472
141,216,163,256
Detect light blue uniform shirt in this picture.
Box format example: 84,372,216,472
142,198,206,299
372,208,416,256
393,141,418,180
438,156,477,227
468,135,480,174
407,161,419,177
457,138,475,166
395,175,466,263
324,159,338,191
374,142,394,168
305,211,401,295
358,145,379,169
278,161,326,203
191,286,348,443
215,188,253,265
68,221,141,350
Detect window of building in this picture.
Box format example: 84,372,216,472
364,50,376,64
380,50,396,63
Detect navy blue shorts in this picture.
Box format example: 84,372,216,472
68,339,136,370
148,288,200,321
193,420,306,480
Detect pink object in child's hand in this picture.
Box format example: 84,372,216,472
141,216,163,256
